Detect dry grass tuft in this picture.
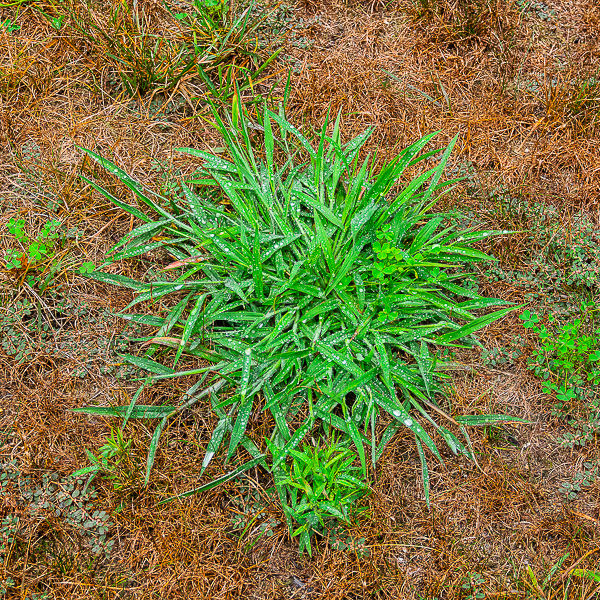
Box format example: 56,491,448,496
408,0,523,49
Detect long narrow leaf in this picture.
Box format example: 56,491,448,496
158,455,265,504
436,306,521,344
415,437,430,507
70,405,174,419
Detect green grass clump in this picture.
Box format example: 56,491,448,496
272,437,370,554
74,99,524,553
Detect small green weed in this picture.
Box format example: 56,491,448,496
72,427,139,494
4,217,60,284
0,460,114,556
520,304,600,450
328,525,368,557
522,552,569,599
170,0,228,21
571,567,600,583
461,571,486,599
0,295,139,376
170,0,286,108
35,6,64,30
485,195,600,310
481,336,525,368
149,156,187,200
2,217,93,290
58,0,284,102
228,481,281,550
538,72,600,132
0,460,114,597
516,0,555,20
270,437,370,556
483,423,520,447
0,515,19,571
0,0,63,28
560,460,599,500
0,17,20,32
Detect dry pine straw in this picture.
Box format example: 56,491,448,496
1,0,600,598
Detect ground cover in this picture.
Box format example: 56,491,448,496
1,0,599,598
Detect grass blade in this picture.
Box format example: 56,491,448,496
158,456,266,504
121,354,175,376
455,414,529,426
174,293,207,366
70,405,174,419
436,306,521,344
415,437,430,507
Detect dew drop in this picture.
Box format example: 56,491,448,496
404,418,413,427
393,410,401,418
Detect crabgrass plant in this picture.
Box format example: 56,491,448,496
73,99,525,553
